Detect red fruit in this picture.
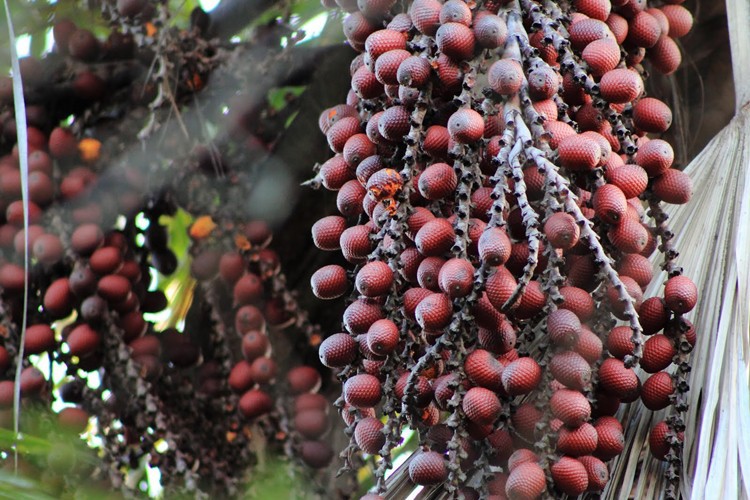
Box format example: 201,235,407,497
344,374,382,408
365,29,407,62
418,163,457,200
337,180,366,217
506,462,547,499
550,351,592,390
417,257,445,291
617,253,653,288
310,265,348,300
464,349,504,392
574,0,611,20
559,286,596,321
343,134,376,168
435,22,475,61
229,361,254,393
374,49,411,86
608,217,648,254
569,19,613,51
24,324,55,355
528,67,558,101
640,297,669,335
626,11,661,47
415,218,455,256
410,0,441,35
653,169,693,204
664,275,698,313
43,277,74,318
367,319,400,356
355,261,393,297
235,305,265,335
547,308,582,348
582,38,621,76
287,366,321,395
377,105,411,142
641,334,676,373
409,451,448,485
474,14,507,49
58,407,89,434
551,456,589,496
354,417,385,455
239,389,272,419
641,371,675,410
294,409,328,440
448,108,484,143
67,29,100,62
607,326,636,359
319,104,359,135
319,333,357,368
438,258,475,298
415,292,453,330
636,139,674,176
344,299,384,334
340,225,373,264
661,5,693,37
485,266,518,311
488,59,523,96
397,56,432,88
578,455,609,491
502,357,542,396
544,211,582,250
599,68,643,103
67,324,100,358
633,97,672,132
594,417,625,460
515,280,547,320
478,227,511,267
592,184,627,224
319,155,352,190
249,356,277,384
598,358,640,402
463,387,501,425
605,164,648,198
327,117,362,153
557,422,598,456
439,0,471,25
648,420,676,460
241,331,268,361
299,440,334,469
70,224,103,257
312,216,347,251
558,135,601,171
550,389,591,427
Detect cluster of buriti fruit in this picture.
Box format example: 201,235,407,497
310,0,695,497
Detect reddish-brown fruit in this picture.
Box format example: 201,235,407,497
575,0,612,20
344,299,384,334
641,371,675,410
557,423,599,456
607,275,643,318
327,117,362,153
527,66,558,101
319,104,359,135
58,407,89,434
249,356,277,384
463,387,501,425
354,417,385,455
415,292,453,330
43,278,74,318
24,324,55,355
117,0,146,17
641,334,676,373
598,358,640,402
68,29,100,62
234,273,264,305
478,227,512,266
295,393,328,415
582,38,621,76
439,0,471,25
502,357,542,396
550,389,591,427
312,216,346,251
377,106,410,143
506,462,547,499
67,324,100,358
418,163,457,200
287,366,321,395
310,265,348,300
569,19,613,50
319,333,358,368
636,139,674,176
578,455,609,491
417,257,445,291
547,308,582,348
627,11,661,47
560,286,596,322
599,68,644,103
558,135,602,171
594,417,625,460
633,97,673,132
340,225,373,264
438,258,475,298
229,361,255,393
648,420,676,460
485,266,518,311
664,275,698,313
241,331,269,361
608,217,649,254
617,253,653,288
31,234,63,266
649,35,683,75
653,169,693,204
661,5,693,37
239,389,273,419
299,440,334,469
592,184,627,224
515,280,547,320
551,456,589,496
344,374,382,408
436,22,475,61
367,319,400,356
355,261,393,297
639,297,669,335
411,0,442,36
409,451,448,485
488,59,524,96
474,14,507,49
544,212,581,250
343,134,376,167
607,326,636,359
397,56,432,88
465,349,505,391
448,108,484,144
415,218,455,256
550,351,592,390
295,409,329,440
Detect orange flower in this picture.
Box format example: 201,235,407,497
189,216,216,239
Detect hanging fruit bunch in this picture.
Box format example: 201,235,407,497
0,1,337,497
309,0,695,498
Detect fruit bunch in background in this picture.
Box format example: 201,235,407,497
0,1,338,497
309,0,696,498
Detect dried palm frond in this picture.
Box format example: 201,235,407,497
605,1,750,498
